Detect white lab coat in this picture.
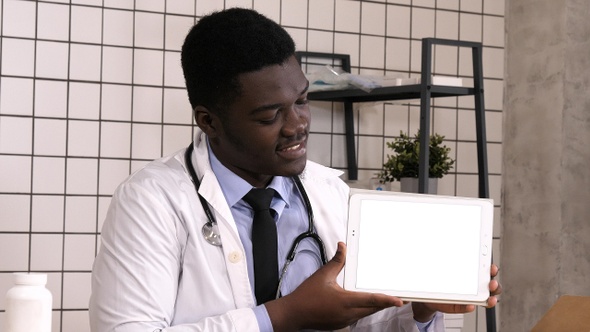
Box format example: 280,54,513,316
89,129,442,331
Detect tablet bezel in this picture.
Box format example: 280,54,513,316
344,188,494,306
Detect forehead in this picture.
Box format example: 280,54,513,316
233,56,308,107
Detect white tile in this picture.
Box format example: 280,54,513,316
166,0,195,15
361,2,386,36
307,133,332,166
458,47,474,78
456,141,478,173
331,133,347,168
433,45,458,75
102,46,133,84
0,77,34,116
130,159,150,174
69,83,100,120
432,107,458,140
360,35,385,68
30,234,64,271
309,101,334,133
100,122,131,158
385,38,410,71
104,0,133,9
69,44,102,81
307,30,335,54
412,0,434,7
164,51,185,87
37,2,70,41
483,78,503,110
437,0,459,10
487,142,502,174
253,0,280,22
135,12,165,49
45,272,63,312
2,0,36,38
485,110,503,142
32,157,66,194
331,103,346,134
101,84,132,121
133,87,163,123
135,0,165,12
165,15,195,51
72,0,102,5
133,49,164,85
284,27,307,52
386,5,411,38
103,9,134,47
0,156,31,192
0,195,30,232
64,234,96,271
131,123,163,159
65,196,98,233
387,0,410,4
435,10,459,40
484,0,505,15
460,13,483,42
34,118,67,156
482,47,504,79
281,0,308,27
410,39,422,73
0,234,29,271
357,135,384,169
0,116,33,154
309,0,335,31
411,8,435,39
458,108,477,141
34,80,68,118
66,158,98,195
62,273,92,309
71,5,103,44
32,195,65,232
98,159,130,195
62,311,91,332
162,125,192,156
35,41,69,80
163,88,193,124
196,0,224,17
335,0,361,33
358,103,384,135
455,174,479,198
461,0,483,13
1,38,35,77
226,0,252,8
483,15,505,47
383,104,409,136
98,197,111,231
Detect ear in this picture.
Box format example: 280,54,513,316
195,105,219,138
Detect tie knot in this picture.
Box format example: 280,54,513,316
243,188,276,212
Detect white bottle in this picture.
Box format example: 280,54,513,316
4,273,52,332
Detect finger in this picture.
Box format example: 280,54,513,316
486,296,498,308
348,291,404,309
490,264,499,278
489,280,502,296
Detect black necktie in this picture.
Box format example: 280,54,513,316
243,188,278,304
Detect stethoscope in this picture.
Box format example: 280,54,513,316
184,142,328,298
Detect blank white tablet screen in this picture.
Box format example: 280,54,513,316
356,199,482,295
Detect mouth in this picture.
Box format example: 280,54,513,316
277,141,307,159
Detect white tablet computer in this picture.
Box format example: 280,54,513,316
344,188,494,305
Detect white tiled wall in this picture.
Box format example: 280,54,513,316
0,0,504,331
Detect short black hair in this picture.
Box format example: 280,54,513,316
181,8,296,112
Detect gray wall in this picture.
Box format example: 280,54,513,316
502,0,590,329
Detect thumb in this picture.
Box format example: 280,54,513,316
325,241,347,275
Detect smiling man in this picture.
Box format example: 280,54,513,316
89,8,500,332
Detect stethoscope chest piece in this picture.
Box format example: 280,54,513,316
202,221,222,246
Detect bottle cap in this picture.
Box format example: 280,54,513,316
13,273,47,286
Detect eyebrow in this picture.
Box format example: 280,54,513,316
249,80,310,115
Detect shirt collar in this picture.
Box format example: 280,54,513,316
207,139,293,213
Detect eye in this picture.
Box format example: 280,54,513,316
258,110,280,124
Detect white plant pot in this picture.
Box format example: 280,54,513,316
400,177,438,194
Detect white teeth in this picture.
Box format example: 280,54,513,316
284,144,300,151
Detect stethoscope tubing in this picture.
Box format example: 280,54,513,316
184,142,328,292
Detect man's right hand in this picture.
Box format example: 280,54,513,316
265,242,404,331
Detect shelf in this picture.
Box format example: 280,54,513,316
307,84,476,103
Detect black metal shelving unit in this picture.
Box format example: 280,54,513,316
297,37,496,332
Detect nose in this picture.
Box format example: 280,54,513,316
281,105,309,137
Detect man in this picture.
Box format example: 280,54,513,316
89,8,500,331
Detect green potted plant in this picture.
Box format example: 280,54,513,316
377,130,455,194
